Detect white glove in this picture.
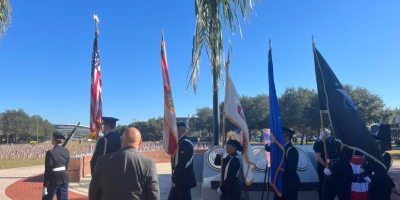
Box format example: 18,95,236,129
319,131,327,140
217,187,223,195
324,168,332,176
364,176,371,183
170,179,175,187
42,188,48,196
218,147,225,155
358,168,365,174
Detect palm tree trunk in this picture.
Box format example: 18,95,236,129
210,2,220,146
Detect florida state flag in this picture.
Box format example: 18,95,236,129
161,33,178,155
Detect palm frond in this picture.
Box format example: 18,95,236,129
187,0,258,94
0,0,12,40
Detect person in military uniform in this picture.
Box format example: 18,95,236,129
214,139,243,200
322,135,353,200
264,128,300,200
361,135,394,200
168,122,197,200
42,132,70,200
278,128,300,200
313,131,328,200
90,117,122,173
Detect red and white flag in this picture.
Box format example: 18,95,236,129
161,33,178,155
351,155,368,200
90,19,102,139
225,72,256,185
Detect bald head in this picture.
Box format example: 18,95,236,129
122,127,142,149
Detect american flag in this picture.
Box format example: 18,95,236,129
90,18,102,139
161,32,178,155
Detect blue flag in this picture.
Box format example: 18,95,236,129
268,46,285,197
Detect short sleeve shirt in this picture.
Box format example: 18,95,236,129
313,139,325,168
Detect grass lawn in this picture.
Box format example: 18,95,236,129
0,141,95,170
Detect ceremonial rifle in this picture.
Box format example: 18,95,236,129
62,122,80,147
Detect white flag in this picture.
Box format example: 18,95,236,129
224,74,256,186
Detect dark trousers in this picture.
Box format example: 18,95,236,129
221,195,241,200
42,183,68,200
167,186,192,200
322,176,351,200
273,189,298,200
317,167,324,200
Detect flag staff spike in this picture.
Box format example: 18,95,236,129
312,35,316,48
312,35,329,167
269,38,272,50
94,15,99,36
161,27,164,41
220,52,230,188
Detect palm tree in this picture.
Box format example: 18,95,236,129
187,0,258,145
0,0,12,40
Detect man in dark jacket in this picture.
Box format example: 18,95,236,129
42,132,70,200
168,122,197,200
89,127,160,200
90,116,121,173
279,128,300,200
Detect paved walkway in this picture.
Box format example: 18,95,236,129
0,165,45,200
5,174,87,200
3,162,400,200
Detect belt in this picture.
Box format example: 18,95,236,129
52,167,66,172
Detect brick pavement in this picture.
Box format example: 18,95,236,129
2,162,400,200
0,165,45,200
5,174,87,200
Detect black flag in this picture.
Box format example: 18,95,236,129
313,45,385,169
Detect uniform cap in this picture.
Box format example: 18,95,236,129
282,127,295,137
102,117,119,125
227,139,243,152
177,122,187,128
53,131,65,140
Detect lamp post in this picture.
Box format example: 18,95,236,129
34,116,38,143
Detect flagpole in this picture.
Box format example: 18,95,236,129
220,54,230,186
94,14,100,141
161,28,176,177
313,36,329,166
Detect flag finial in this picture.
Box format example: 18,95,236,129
269,38,272,50
226,52,231,74
94,14,99,36
161,28,165,46
312,35,316,48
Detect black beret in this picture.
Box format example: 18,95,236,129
227,139,243,152
177,122,187,128
53,132,65,140
102,117,119,124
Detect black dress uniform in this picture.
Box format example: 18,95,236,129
278,141,300,200
313,139,325,200
322,136,353,200
90,117,121,173
43,132,70,200
364,137,394,200
214,140,242,200
168,135,197,200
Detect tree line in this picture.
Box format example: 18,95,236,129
0,109,55,144
116,85,399,143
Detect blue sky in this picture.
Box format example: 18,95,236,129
0,0,399,126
